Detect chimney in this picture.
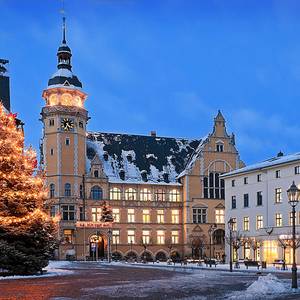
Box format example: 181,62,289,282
277,151,284,157
150,131,156,137
0,59,10,112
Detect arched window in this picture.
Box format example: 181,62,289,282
64,183,71,197
110,187,121,200
91,186,103,200
94,170,99,178
50,183,55,198
169,189,180,202
125,188,137,200
140,188,152,201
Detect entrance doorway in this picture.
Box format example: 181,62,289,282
90,234,105,260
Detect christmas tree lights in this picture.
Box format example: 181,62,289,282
0,104,57,275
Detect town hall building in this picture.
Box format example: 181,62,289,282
40,18,244,261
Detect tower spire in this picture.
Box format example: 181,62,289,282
62,16,66,44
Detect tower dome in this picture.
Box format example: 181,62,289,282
47,17,82,89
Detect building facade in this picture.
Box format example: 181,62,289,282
41,19,244,261
223,152,300,264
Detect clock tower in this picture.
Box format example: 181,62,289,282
41,17,88,228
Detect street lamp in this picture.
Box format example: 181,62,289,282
208,223,217,267
287,181,300,289
228,218,235,272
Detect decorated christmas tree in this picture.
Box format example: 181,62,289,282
100,201,114,222
0,104,57,275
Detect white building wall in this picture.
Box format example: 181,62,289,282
224,159,300,264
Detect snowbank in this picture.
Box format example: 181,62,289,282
0,260,73,280
227,273,298,299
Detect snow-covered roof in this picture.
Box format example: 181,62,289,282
222,152,300,178
86,132,201,185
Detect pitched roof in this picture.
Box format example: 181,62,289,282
222,152,300,178
86,132,201,185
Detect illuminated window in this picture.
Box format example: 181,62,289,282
110,187,121,200
215,209,225,224
244,242,251,259
263,240,279,263
127,230,135,244
275,213,282,227
50,183,55,198
172,209,180,224
155,189,166,201
140,188,152,201
243,217,249,231
64,183,71,197
112,230,120,244
92,207,101,222
128,208,135,223
157,209,164,223
275,188,282,203
171,230,179,244
63,229,73,243
256,215,263,230
289,212,297,226
91,186,103,200
169,189,180,202
157,230,165,244
125,188,137,200
142,230,150,244
232,217,237,231
193,208,207,224
62,205,75,221
142,209,150,223
112,208,120,222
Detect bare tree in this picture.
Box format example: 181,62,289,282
241,236,261,261
225,231,243,262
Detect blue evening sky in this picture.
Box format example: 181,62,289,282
1,0,300,165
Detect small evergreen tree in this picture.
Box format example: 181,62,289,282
100,201,113,222
0,104,57,275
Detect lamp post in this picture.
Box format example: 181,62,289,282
228,218,235,272
208,223,217,267
287,181,300,289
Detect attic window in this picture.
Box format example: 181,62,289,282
141,170,148,182
94,170,99,178
63,80,70,86
119,169,125,180
103,152,109,161
127,154,133,162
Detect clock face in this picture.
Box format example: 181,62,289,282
61,118,74,131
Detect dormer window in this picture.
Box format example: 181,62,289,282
119,169,125,180
163,173,169,183
103,152,109,161
127,154,133,162
216,143,224,152
94,170,99,178
141,170,148,182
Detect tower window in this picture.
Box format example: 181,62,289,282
50,183,55,198
216,144,224,152
49,119,54,126
203,172,225,199
65,138,70,146
91,186,103,200
79,121,83,128
50,148,54,156
64,183,71,197
94,170,99,178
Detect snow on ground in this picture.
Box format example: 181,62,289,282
0,261,73,280
226,273,299,299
